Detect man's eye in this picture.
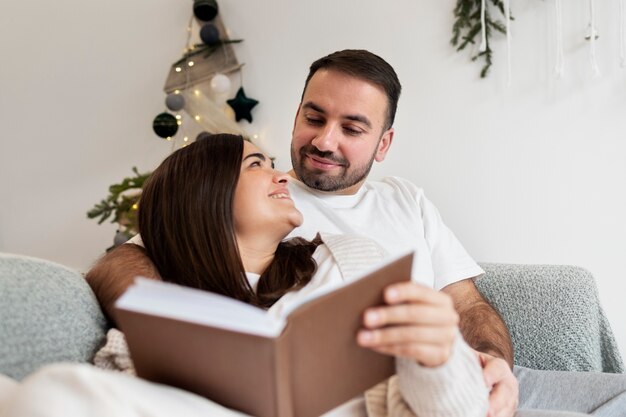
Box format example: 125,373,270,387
306,117,323,126
344,127,362,136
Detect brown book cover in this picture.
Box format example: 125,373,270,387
115,252,413,417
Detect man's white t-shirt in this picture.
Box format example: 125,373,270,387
129,175,483,290
286,176,484,290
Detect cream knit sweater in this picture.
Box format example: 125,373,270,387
320,233,489,417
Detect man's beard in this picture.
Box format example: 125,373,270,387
290,144,376,192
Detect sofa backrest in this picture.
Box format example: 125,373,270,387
0,253,108,380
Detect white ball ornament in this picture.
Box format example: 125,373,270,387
210,74,231,94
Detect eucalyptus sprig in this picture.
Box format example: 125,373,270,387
451,0,510,78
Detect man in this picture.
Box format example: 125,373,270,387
88,50,626,417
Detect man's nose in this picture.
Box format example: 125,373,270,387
310,124,339,153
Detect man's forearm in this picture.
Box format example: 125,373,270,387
85,243,160,324
442,278,514,368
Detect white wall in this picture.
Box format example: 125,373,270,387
1,0,625,359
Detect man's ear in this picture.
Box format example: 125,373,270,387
374,128,394,162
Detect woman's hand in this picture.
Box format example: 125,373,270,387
357,282,459,367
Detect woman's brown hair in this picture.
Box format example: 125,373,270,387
138,133,319,308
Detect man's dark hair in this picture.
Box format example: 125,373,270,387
301,49,402,130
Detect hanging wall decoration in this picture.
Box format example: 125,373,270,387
153,0,260,148
451,0,510,79
452,0,626,80
90,0,259,249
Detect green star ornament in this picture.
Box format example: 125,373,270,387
227,87,259,123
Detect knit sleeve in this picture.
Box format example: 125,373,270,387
396,333,489,417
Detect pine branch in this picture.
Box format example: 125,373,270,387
87,167,151,231
451,0,510,78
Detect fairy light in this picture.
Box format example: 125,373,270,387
175,114,182,120
174,90,180,94
183,136,189,142
175,67,182,73
194,115,201,121
194,89,200,96
188,61,194,67
131,203,139,210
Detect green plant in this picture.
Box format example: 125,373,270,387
451,0,509,77
87,167,151,238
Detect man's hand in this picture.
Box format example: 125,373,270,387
356,282,459,367
476,351,518,417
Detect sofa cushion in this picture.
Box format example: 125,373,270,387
476,263,624,373
0,253,108,380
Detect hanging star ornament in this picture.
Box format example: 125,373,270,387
227,87,259,123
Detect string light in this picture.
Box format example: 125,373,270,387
183,136,189,142
194,115,201,121
188,61,195,67
131,203,139,210
175,67,182,73
174,90,180,94
175,114,182,120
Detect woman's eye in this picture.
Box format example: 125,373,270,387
249,161,262,167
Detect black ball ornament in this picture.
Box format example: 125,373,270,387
193,0,218,22
200,23,220,46
152,112,179,138
165,93,185,111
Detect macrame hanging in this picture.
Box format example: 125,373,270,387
454,0,626,80
587,0,601,77
619,0,626,68
554,0,564,78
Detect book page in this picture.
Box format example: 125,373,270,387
115,250,413,339
278,250,414,319
116,278,286,337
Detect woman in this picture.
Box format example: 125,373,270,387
136,133,487,417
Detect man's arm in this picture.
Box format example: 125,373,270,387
85,243,160,324
443,277,518,417
442,277,513,367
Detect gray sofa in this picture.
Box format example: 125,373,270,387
0,252,623,381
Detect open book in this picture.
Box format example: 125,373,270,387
115,251,414,417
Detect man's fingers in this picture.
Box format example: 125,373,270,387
482,355,512,387
476,352,519,417
487,375,519,417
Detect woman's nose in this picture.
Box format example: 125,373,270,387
273,170,290,184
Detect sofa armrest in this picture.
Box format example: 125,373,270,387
475,263,624,373
0,253,109,380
